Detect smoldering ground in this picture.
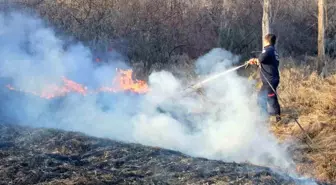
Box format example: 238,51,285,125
0,11,317,183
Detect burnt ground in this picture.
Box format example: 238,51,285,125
0,123,328,185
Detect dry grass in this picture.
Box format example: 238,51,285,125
177,56,336,183
178,56,336,183
269,64,336,183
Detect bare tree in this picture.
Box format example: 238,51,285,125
5,0,335,74
318,0,326,75
262,0,271,47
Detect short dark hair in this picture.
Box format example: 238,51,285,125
264,34,276,46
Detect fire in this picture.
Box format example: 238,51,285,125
6,69,149,99
62,77,87,95
96,69,149,94
114,69,149,94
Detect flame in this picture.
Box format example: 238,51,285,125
114,69,149,94
62,76,88,95
6,69,149,99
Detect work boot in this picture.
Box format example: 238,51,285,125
269,115,282,124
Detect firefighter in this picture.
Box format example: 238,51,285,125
248,33,281,122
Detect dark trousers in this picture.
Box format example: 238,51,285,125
258,80,281,116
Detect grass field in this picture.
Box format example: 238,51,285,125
268,59,336,183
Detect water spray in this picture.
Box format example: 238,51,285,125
157,62,249,114
183,62,249,93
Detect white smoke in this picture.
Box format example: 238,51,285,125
0,11,315,182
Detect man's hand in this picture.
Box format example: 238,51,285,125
248,58,259,65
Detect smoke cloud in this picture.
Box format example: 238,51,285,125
0,11,316,183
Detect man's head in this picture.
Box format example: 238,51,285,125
263,33,276,47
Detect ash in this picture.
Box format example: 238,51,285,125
0,123,326,185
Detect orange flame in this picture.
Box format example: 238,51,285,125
6,69,149,99
114,69,149,94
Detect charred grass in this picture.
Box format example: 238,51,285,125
0,123,305,185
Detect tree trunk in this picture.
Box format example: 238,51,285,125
317,0,325,75
262,0,271,48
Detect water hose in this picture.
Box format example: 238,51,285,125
259,69,315,149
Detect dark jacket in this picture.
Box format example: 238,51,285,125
258,45,280,83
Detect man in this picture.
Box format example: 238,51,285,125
248,33,281,122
